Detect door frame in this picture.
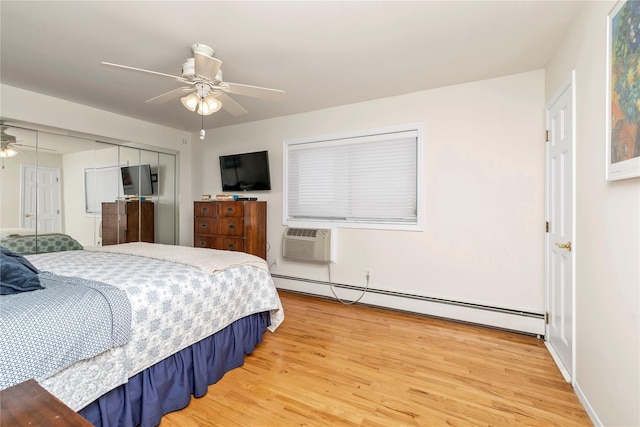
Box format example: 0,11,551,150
544,70,577,385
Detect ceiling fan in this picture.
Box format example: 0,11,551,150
101,43,285,139
0,129,19,158
1,126,57,169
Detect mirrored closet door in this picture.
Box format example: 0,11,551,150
0,124,178,254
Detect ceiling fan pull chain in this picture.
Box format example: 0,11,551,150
200,104,206,140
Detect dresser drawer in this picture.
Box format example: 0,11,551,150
102,214,121,229
214,237,244,252
194,202,217,217
218,218,244,237
102,228,126,245
194,217,219,235
194,234,215,249
218,202,243,217
102,202,126,215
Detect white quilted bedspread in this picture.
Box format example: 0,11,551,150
26,245,283,411
85,242,269,274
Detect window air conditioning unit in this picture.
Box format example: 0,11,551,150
282,227,331,262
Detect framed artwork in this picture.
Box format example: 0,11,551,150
606,0,640,181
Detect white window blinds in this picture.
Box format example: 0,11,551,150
285,127,420,227
84,165,121,215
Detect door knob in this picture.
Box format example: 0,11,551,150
25,213,33,218
555,241,572,252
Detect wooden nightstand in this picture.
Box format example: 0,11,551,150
0,379,91,426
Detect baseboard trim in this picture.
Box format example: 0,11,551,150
544,341,571,382
573,381,602,427
271,274,545,336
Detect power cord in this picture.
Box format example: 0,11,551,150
327,262,370,305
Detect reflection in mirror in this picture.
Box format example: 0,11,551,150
65,138,118,246
138,149,159,244
0,125,178,254
157,152,177,244
1,126,82,253
1,126,43,235
99,146,153,245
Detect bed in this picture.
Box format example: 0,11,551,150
0,229,84,254
0,239,284,427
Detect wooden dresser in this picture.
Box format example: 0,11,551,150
102,201,154,245
0,379,91,426
194,201,267,260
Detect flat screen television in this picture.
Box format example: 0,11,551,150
219,150,271,191
121,164,154,196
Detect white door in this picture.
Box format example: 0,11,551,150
545,72,575,382
21,164,62,233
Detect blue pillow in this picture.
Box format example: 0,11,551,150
0,246,43,295
1,246,39,272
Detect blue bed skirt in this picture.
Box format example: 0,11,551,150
78,311,270,427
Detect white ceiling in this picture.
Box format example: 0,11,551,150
1,1,585,132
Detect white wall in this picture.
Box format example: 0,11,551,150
0,85,193,246
545,2,640,426
192,70,546,333
61,148,103,245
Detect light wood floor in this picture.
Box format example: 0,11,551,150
161,291,592,426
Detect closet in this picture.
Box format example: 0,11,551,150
0,124,179,250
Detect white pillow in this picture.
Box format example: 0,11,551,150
0,228,37,238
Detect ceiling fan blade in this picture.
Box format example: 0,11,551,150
14,143,56,152
101,62,189,84
215,92,248,116
145,86,194,104
194,53,222,81
223,82,285,102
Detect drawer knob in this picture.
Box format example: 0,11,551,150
200,223,207,228
226,207,234,213
228,243,235,248
199,241,206,246
203,207,208,213
228,224,235,230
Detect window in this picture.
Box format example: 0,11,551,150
84,164,121,215
284,123,423,230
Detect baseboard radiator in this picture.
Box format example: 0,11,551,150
271,274,545,337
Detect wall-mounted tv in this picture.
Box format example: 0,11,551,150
121,164,154,196
219,150,271,191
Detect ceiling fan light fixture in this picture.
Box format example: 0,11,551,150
181,93,200,112
0,147,17,158
197,100,215,116
203,94,222,113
